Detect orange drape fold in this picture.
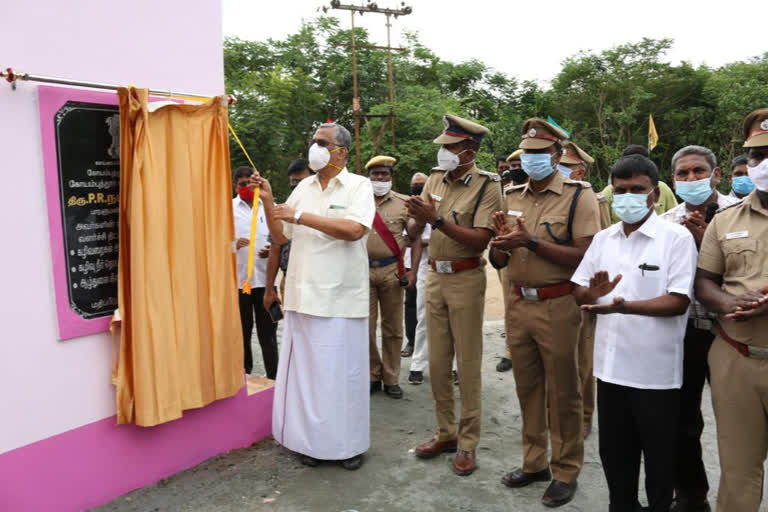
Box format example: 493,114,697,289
113,87,243,426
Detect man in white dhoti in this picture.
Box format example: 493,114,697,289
258,122,375,470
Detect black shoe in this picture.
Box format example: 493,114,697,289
453,370,459,386
496,357,513,372
370,381,382,394
671,497,711,512
401,343,414,357
384,384,403,399
501,467,552,488
542,480,577,508
341,454,364,470
299,454,320,467
408,371,424,385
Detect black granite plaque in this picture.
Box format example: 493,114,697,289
55,101,120,319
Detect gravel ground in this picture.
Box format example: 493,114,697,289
95,318,768,512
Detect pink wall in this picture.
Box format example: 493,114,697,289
0,0,226,454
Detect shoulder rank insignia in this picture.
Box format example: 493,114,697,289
477,169,501,182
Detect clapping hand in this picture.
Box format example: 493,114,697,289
406,195,438,226
579,270,624,314
724,285,768,321
489,217,531,251
681,211,707,245
492,211,512,236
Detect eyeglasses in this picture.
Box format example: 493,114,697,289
311,138,338,149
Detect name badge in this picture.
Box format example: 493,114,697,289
328,204,347,210
725,231,749,240
430,193,442,202
507,210,523,217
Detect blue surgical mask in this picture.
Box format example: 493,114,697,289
675,176,713,206
521,153,555,181
731,175,755,196
612,192,651,224
557,164,573,179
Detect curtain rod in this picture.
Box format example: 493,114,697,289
1,67,236,104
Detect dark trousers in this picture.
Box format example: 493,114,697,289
675,322,714,501
598,379,680,512
238,288,278,379
404,267,417,346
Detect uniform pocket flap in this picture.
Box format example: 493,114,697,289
723,239,757,254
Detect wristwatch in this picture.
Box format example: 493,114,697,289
527,236,539,252
293,210,303,225
431,216,445,230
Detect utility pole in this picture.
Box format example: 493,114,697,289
323,1,412,173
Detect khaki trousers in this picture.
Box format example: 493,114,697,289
506,293,584,483
577,310,596,429
369,264,404,385
709,336,768,512
426,266,486,452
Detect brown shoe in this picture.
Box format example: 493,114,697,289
453,450,477,476
414,438,457,459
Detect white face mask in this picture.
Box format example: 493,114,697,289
437,147,473,172
308,143,342,172
308,143,330,171
747,158,768,192
371,180,392,197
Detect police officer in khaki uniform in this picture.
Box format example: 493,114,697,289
560,141,611,439
407,114,502,476
366,155,412,399
495,151,525,373
489,118,601,507
695,107,768,512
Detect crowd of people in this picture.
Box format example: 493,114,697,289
231,108,768,512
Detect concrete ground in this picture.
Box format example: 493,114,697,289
97,267,767,512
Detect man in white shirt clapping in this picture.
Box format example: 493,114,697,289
571,155,698,512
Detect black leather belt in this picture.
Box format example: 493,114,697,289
369,256,398,268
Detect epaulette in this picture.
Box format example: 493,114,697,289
564,179,592,189
430,166,446,174
477,169,501,182
504,183,527,194
716,201,744,214
595,192,608,203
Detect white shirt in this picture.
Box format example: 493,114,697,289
282,168,375,318
571,212,698,389
659,191,740,224
403,224,431,270
233,197,270,289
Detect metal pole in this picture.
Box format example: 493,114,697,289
0,68,230,102
350,12,361,174
386,13,395,149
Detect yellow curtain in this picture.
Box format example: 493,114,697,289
113,87,243,426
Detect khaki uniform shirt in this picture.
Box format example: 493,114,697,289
698,191,768,347
367,190,409,259
596,192,612,230
503,172,602,287
420,165,503,260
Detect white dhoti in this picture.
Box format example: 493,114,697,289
272,311,370,460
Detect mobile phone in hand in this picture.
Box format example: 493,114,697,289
268,301,283,322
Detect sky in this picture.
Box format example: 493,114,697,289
223,0,765,85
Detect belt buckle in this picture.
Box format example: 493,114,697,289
520,286,539,301
435,260,453,274
748,345,768,359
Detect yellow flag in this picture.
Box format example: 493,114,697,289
648,114,659,151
